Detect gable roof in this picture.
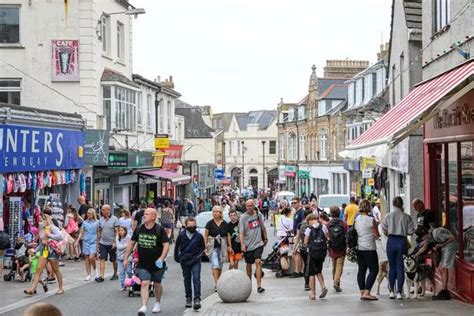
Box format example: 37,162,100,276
175,100,215,138
319,84,348,100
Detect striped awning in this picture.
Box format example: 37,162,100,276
340,59,474,159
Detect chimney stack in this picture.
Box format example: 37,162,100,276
156,75,175,89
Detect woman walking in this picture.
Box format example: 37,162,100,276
204,206,228,290
161,201,175,241
75,208,100,281
354,199,380,300
24,214,64,295
382,197,414,299
65,207,81,261
119,209,133,238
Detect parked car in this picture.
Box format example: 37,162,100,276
195,210,231,236
318,194,350,214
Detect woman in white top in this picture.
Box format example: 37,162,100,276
354,199,380,301
277,207,294,239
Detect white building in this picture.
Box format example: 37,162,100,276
213,111,279,191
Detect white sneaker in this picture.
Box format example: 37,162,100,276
152,302,161,313
95,271,99,278
84,275,91,281
389,291,395,299
137,305,147,316
396,292,403,300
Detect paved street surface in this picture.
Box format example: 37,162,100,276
184,262,473,316
0,251,216,315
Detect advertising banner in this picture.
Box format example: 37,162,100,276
52,40,79,81
0,124,84,173
160,144,183,171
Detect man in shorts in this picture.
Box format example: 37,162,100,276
430,227,458,300
96,204,119,282
227,209,243,269
124,208,170,315
239,199,268,293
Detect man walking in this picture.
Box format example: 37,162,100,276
239,199,268,293
344,197,359,228
96,205,119,282
174,217,205,310
124,208,170,315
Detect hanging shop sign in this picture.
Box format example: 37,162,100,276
154,134,170,149
343,159,361,172
0,124,84,173
361,157,376,171
284,165,296,177
84,129,109,166
51,40,79,81
128,152,153,169
160,144,183,171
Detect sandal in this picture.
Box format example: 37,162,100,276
309,294,316,301
24,289,36,295
257,287,265,293
43,284,49,293
361,296,379,301
56,290,64,295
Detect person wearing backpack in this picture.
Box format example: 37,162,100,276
327,205,348,292
355,199,380,301
304,214,329,301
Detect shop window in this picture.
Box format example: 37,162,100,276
447,143,458,236
461,141,474,263
0,79,21,105
0,6,20,44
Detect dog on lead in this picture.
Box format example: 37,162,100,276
376,260,388,295
403,254,435,299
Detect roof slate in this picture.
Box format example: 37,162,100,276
175,100,215,138
101,68,139,88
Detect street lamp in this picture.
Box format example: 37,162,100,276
103,8,146,17
241,141,245,191
262,141,266,191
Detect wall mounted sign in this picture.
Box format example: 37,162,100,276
52,40,79,81
84,129,109,166
108,152,128,168
0,124,84,173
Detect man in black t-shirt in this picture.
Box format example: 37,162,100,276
226,209,242,270
78,196,88,220
412,198,436,242
124,208,169,316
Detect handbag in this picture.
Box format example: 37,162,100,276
178,233,201,266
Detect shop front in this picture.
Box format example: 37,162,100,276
424,88,474,303
283,165,296,192
0,108,85,245
297,168,310,197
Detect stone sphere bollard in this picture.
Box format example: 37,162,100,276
216,269,252,303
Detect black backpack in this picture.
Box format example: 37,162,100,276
346,225,358,249
308,225,327,260
328,220,346,250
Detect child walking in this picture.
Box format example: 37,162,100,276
116,226,132,290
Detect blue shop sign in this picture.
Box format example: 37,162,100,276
0,124,84,173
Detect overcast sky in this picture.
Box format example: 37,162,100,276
132,0,392,113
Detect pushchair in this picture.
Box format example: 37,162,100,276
262,231,293,278
126,250,155,298
3,248,32,282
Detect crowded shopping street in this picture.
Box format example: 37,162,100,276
1,0,474,315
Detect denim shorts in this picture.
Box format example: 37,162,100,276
211,247,223,269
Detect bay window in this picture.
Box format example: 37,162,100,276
103,85,137,132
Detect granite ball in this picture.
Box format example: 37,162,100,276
216,269,252,303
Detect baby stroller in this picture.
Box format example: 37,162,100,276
3,248,32,282
262,231,293,278
126,250,155,298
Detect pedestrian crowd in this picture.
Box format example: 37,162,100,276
0,188,459,316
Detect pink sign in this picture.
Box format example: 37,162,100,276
52,40,79,81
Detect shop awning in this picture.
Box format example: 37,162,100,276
340,59,474,159
139,169,191,185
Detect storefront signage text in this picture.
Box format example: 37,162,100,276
433,104,474,129
84,129,109,166
109,153,128,167
0,124,84,173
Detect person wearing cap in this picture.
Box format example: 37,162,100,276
372,199,381,225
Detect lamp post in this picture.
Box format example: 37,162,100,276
262,140,266,191
241,141,245,191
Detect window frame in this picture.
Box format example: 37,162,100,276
320,132,328,161
269,140,276,155
0,78,21,105
146,93,152,130
100,15,110,53
434,0,451,33
0,5,21,45
116,21,125,60
105,85,137,132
